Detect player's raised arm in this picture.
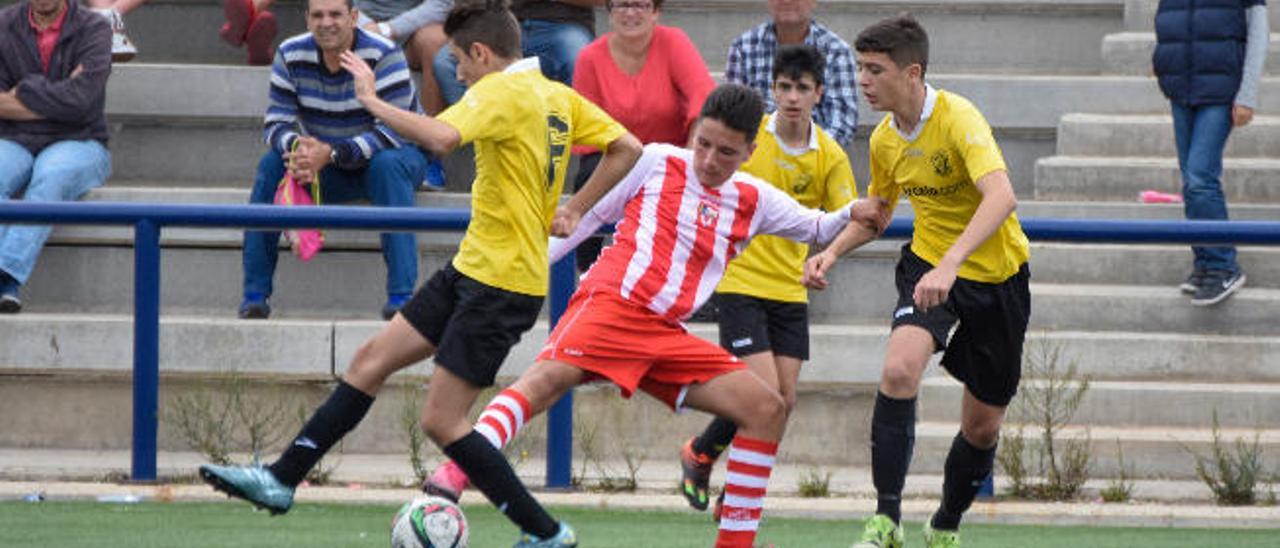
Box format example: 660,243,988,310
550,143,659,260
552,132,642,237
340,50,462,155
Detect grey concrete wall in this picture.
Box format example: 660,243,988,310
1124,0,1280,32
1102,33,1280,76
1056,114,1280,158
3,371,1277,479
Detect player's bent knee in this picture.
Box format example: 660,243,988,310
420,413,465,447
880,359,923,395
344,340,397,391
740,389,787,432
963,421,1002,449
780,389,798,417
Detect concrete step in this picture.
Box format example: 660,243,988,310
1056,113,1280,158
1102,32,1280,75
4,362,1279,481
1025,282,1280,336
104,114,479,190
915,421,1280,480
109,65,1280,129
2,313,1278,479
112,0,1122,74
3,364,1276,480
101,63,1280,194
1123,0,1280,32
667,0,1122,75
806,258,1280,333
1033,156,1280,202
3,315,1278,384
1029,243,1280,289
919,376,1280,429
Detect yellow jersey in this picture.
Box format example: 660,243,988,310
439,58,628,296
717,113,858,303
867,86,1029,283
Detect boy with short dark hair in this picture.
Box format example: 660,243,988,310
199,3,642,546
805,14,1031,548
424,82,887,547
678,44,870,519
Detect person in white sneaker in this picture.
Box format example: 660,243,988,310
85,0,143,62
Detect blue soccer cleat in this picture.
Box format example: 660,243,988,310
199,463,294,515
514,521,577,547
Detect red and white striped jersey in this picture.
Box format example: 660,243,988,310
551,143,853,323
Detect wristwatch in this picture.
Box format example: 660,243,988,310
377,22,393,38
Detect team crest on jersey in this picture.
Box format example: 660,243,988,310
697,199,720,227
791,173,813,194
930,149,953,177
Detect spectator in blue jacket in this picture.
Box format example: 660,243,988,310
241,0,427,321
0,0,112,313
1153,0,1268,306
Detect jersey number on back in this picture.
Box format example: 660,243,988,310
546,115,569,189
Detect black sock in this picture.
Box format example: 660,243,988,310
268,380,373,487
444,431,559,539
871,391,916,524
692,416,738,459
933,432,996,531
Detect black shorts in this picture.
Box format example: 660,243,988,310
400,263,544,387
891,244,1031,407
715,292,810,360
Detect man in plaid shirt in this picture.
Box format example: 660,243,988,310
725,0,858,146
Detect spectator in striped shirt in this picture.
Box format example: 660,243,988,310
239,0,428,321
725,0,858,146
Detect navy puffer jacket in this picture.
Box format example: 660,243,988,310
1152,0,1256,106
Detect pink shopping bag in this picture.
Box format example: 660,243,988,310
273,171,324,261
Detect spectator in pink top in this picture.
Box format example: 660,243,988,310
570,0,715,268
573,0,714,147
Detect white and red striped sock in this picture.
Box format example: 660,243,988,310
715,435,779,548
474,388,532,450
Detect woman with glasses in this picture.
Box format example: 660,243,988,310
569,0,716,268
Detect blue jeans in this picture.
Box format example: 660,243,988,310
434,19,593,105
243,146,426,298
0,139,111,284
1170,102,1238,273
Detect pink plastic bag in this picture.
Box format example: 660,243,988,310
1139,190,1183,204
273,172,325,261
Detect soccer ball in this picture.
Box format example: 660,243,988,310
390,495,469,548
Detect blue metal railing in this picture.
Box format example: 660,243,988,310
1,200,1279,485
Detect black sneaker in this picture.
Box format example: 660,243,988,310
1179,271,1206,294
0,273,20,314
238,295,271,319
1191,270,1246,306
0,292,20,314
381,293,411,320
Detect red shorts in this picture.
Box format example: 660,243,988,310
537,288,746,410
